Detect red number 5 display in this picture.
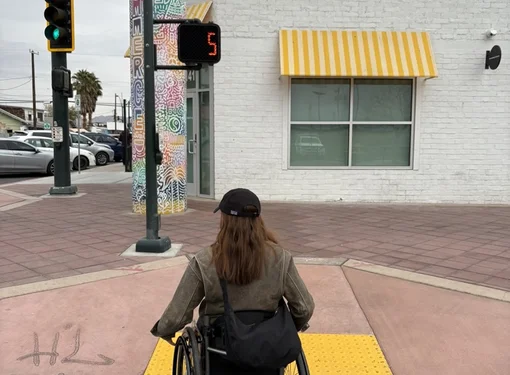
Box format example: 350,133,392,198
208,32,217,56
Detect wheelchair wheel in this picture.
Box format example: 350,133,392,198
282,351,310,375
172,327,203,375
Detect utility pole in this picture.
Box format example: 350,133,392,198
127,101,131,131
122,99,131,172
29,50,39,129
114,94,117,131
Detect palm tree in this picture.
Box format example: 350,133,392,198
72,70,103,130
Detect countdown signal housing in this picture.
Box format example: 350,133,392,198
44,0,75,52
177,22,221,65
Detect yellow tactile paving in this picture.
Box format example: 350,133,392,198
144,333,392,374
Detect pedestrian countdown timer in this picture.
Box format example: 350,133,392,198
177,22,221,64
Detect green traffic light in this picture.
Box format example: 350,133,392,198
52,28,60,40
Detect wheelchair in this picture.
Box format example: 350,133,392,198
172,312,310,375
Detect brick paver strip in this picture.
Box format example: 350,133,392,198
0,183,510,292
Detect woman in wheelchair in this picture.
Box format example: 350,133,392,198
151,188,315,374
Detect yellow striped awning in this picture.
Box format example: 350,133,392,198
124,1,213,58
279,29,438,78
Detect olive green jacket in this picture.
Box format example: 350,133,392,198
151,244,315,339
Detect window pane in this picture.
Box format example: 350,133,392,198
199,92,211,195
291,79,350,122
353,79,413,122
8,141,34,151
78,135,89,144
199,64,210,89
352,125,411,166
290,125,349,166
42,139,54,148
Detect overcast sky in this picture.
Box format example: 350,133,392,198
0,0,130,118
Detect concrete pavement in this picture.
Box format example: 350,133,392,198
1,164,510,374
1,257,509,375
1,164,510,292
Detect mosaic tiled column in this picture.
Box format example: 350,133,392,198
129,0,187,215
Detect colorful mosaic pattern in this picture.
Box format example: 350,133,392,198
130,0,187,214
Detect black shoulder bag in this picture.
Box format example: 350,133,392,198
217,278,302,369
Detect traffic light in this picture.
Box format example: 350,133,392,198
178,23,221,64
44,0,75,52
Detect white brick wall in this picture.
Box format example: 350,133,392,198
206,0,510,203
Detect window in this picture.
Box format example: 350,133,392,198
7,140,36,152
289,78,414,168
41,138,54,148
101,135,117,143
27,139,43,148
84,133,99,141
71,133,89,144
37,112,43,121
27,138,53,148
0,141,8,150
32,132,51,137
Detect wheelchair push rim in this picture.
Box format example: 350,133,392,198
172,327,203,375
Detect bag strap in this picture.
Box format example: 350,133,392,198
218,278,233,313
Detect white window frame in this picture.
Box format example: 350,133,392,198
286,77,417,170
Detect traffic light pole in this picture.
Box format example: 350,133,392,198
135,0,171,253
49,52,77,196
134,1,220,253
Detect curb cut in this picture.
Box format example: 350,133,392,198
343,259,510,303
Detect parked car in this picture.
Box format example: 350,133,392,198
21,130,114,166
10,136,96,170
82,132,123,162
0,138,61,176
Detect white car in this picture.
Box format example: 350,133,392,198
10,136,96,170
15,130,115,166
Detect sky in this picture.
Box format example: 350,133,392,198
0,0,131,118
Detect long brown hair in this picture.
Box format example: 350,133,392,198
212,206,278,285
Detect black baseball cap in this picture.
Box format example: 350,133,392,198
213,188,261,217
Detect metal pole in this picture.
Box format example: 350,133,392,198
49,52,77,195
30,50,39,129
122,99,128,171
77,112,81,174
135,0,171,253
127,101,131,131
114,94,117,132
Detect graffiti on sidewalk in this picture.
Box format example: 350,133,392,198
16,328,115,368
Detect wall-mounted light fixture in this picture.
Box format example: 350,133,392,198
485,45,502,70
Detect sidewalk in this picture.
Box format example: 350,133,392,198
1,165,510,292
1,258,508,375
1,167,509,374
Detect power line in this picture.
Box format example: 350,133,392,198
0,79,32,90
0,76,31,82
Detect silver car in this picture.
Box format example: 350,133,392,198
0,138,56,175
21,130,115,166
